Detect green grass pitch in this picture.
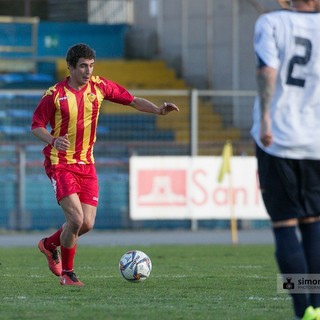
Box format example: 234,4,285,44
0,244,292,320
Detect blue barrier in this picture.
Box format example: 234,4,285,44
0,21,128,59
38,22,128,58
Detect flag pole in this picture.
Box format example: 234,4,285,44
217,140,238,245
228,168,238,245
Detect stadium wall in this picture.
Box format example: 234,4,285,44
0,20,128,61
38,22,128,58
128,0,283,130
131,0,282,91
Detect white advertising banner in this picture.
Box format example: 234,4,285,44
129,156,269,220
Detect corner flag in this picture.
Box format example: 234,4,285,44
217,140,237,244
217,141,233,183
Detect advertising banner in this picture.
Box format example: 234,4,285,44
129,156,268,220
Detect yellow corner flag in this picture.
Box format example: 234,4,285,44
217,141,233,183
217,140,238,244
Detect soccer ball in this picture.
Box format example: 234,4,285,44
119,250,152,282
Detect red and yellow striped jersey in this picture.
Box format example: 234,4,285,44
32,76,134,165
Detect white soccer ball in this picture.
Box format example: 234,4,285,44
119,250,152,282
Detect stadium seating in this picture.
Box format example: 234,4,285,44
0,94,39,141
0,73,54,89
97,113,174,141
56,59,186,89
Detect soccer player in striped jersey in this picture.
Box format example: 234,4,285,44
251,1,320,319
32,43,179,286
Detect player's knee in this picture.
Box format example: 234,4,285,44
299,216,320,224
85,221,94,232
272,218,298,228
66,214,84,233
79,220,95,235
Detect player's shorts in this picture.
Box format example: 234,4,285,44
256,145,320,222
44,162,99,207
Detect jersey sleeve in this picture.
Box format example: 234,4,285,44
95,76,134,105
31,92,56,130
254,14,279,69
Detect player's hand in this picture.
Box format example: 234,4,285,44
260,118,273,147
53,134,70,151
159,102,179,115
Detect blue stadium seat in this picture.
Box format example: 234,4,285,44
99,114,156,130
0,95,175,143
0,73,53,89
0,125,28,135
7,109,33,118
98,113,174,141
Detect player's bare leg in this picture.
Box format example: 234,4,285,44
58,195,97,286
59,194,86,286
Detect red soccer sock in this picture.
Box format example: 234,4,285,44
61,244,77,273
44,227,63,251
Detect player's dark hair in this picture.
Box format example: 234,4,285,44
66,43,96,68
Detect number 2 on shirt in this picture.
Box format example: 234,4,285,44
286,36,312,88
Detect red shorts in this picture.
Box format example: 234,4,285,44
45,162,99,207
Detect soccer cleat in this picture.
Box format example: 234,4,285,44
301,306,317,320
60,271,84,287
315,307,320,320
38,238,62,276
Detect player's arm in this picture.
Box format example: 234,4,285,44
32,126,56,146
129,97,179,115
32,127,70,151
254,13,278,147
256,64,277,147
99,78,179,115
31,96,70,150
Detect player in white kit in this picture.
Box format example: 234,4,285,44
251,1,320,319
